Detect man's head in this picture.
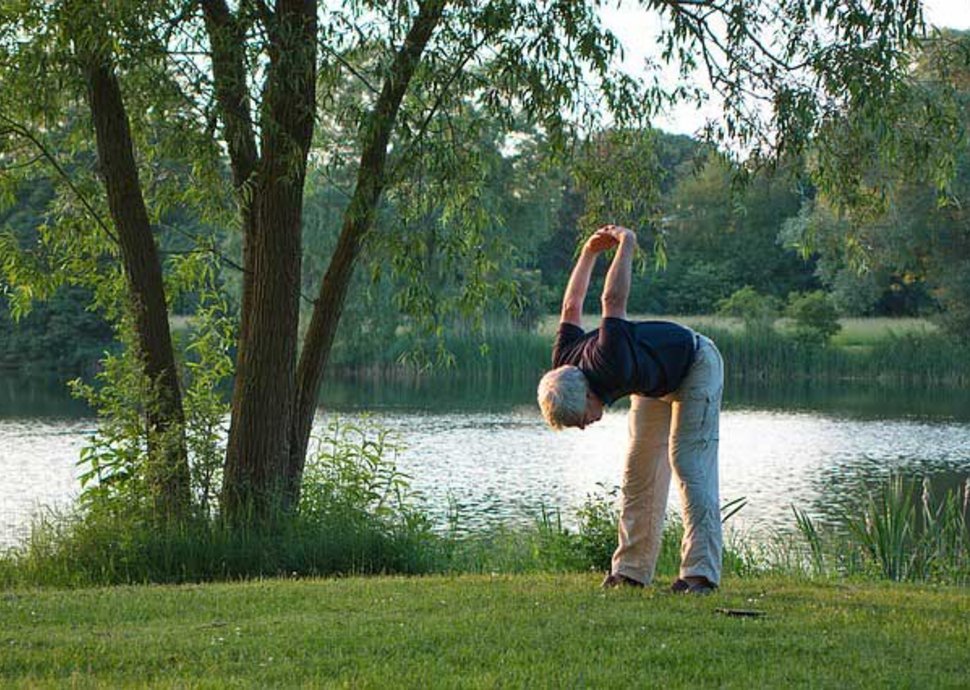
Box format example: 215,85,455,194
537,365,605,430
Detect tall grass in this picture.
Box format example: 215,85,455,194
330,320,969,387
0,435,755,588
708,327,970,386
441,488,754,580
2,509,443,587
792,474,970,583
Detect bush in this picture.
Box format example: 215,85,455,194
0,416,442,586
786,291,842,345
717,286,781,333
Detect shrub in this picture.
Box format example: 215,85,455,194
717,286,781,333
1,416,442,586
785,291,842,345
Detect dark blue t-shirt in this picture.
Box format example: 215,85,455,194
552,318,697,404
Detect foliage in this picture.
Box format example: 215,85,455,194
783,30,970,336
785,290,842,345
717,286,781,333
0,285,114,375
301,417,431,534
658,262,738,315
662,156,814,308
65,249,232,521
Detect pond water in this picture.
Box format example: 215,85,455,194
2,373,969,548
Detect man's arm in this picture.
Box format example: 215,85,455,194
601,225,636,320
560,227,617,326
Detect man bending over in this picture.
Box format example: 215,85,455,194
537,224,724,594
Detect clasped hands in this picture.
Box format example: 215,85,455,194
582,224,636,255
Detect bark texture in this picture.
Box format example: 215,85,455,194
204,0,444,517
286,0,447,507
207,0,319,521
84,58,190,518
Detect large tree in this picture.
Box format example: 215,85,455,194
0,0,948,522
782,30,970,330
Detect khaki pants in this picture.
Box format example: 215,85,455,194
611,335,724,585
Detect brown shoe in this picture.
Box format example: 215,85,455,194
601,572,645,589
671,577,717,595
670,578,691,593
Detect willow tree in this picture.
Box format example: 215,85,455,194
0,0,949,522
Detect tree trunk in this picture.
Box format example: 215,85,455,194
219,0,318,522
285,0,446,509
84,59,190,519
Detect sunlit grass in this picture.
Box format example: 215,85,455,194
527,315,964,386
2,574,968,688
832,317,938,347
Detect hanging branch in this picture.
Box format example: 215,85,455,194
0,111,120,246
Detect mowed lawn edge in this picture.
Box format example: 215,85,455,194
2,574,968,688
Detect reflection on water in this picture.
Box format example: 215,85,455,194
349,408,970,536
320,373,970,423
0,375,90,419
1,372,969,547
6,371,970,421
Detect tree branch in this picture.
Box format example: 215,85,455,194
318,41,380,95
0,112,119,245
200,0,259,190
289,0,448,502
391,27,496,178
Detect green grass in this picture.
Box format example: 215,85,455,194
2,574,968,688
831,317,938,348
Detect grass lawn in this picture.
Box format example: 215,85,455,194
830,317,937,347
2,574,967,688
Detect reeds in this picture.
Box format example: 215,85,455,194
792,474,970,583
330,325,970,388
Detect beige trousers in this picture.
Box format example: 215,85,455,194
611,335,724,585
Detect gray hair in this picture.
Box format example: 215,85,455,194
537,365,588,430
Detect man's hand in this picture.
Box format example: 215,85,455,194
583,225,636,255
599,224,636,320
582,228,617,255
599,224,636,244
565,223,635,325
583,224,635,255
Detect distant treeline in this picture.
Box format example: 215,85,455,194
3,107,969,377
0,285,114,376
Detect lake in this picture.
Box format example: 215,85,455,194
2,373,970,548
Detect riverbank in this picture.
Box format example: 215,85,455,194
2,573,967,687
350,315,968,386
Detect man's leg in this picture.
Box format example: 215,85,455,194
669,336,724,586
611,394,672,585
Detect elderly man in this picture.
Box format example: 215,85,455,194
537,224,724,594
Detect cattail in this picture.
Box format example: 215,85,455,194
922,476,933,524
963,477,970,517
